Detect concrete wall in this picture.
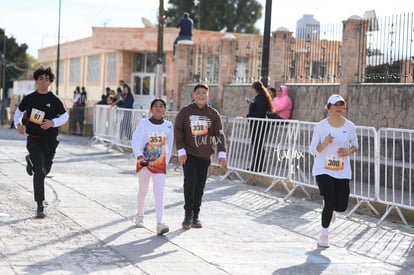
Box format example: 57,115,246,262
179,83,414,129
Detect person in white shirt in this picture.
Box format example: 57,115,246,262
309,94,358,248
131,99,174,235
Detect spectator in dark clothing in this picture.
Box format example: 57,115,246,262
77,86,87,135
119,86,134,109
246,81,274,172
117,80,134,140
96,87,111,105
96,94,108,105
112,87,124,107
173,12,193,56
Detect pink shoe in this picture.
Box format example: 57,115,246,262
318,234,329,248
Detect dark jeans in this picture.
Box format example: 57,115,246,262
249,119,268,172
182,154,210,215
26,136,59,203
316,174,350,228
70,106,85,135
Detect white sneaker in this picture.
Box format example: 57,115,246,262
135,215,144,228
317,234,329,248
156,223,169,235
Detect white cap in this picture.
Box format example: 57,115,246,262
327,94,345,105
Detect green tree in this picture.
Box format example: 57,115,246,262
0,29,30,96
165,0,262,33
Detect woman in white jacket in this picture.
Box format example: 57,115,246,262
132,99,174,235
310,94,358,247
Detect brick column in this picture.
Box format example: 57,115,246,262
340,17,369,100
217,34,236,110
269,28,293,85
174,40,194,110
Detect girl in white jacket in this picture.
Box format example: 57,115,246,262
132,99,174,235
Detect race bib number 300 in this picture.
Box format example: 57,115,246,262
325,155,344,170
29,108,45,125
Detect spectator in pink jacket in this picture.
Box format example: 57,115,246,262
270,85,292,119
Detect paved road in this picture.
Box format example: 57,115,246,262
1,126,413,275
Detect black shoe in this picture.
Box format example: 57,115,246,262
191,213,202,228
36,206,45,219
192,218,202,228
182,210,193,230
25,155,33,176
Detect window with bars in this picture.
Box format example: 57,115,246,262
106,52,117,82
87,54,101,82
69,58,80,83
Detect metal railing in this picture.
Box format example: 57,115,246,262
90,105,414,225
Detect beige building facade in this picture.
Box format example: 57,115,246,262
38,26,261,109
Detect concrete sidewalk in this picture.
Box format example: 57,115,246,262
0,126,413,275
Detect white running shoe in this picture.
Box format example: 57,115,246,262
156,223,169,235
317,234,329,248
135,215,144,228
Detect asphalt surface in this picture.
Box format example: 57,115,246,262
1,125,414,275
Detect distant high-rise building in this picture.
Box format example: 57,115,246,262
296,14,320,39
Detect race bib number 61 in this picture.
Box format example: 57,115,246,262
29,108,45,125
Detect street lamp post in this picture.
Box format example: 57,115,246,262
260,0,272,87
155,0,164,98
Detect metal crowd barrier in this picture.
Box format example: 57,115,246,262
377,128,414,225
90,105,414,225
347,126,380,218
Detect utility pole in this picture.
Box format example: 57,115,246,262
1,29,6,125
260,0,272,87
155,0,164,98
56,0,61,95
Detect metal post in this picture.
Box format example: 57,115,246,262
1,29,6,125
56,0,61,95
155,0,164,98
260,0,272,87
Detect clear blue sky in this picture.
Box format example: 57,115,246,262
0,0,411,58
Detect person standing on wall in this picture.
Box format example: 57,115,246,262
13,67,69,218
246,81,273,172
309,94,358,248
174,83,227,229
173,12,193,57
132,98,174,235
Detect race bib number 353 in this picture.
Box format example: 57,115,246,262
29,108,45,125
325,155,344,170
